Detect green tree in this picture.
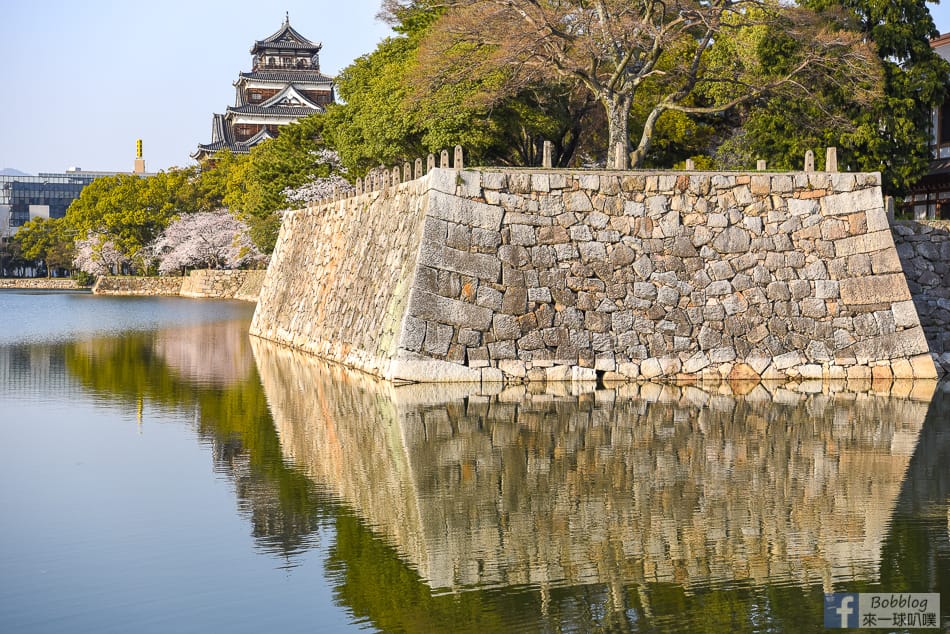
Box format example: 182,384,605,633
65,170,201,273
414,0,881,168
325,0,601,172
14,217,74,277
217,115,345,253
803,0,950,195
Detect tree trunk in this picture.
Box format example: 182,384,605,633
631,106,665,169
604,94,632,170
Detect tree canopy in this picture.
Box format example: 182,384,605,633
14,217,74,277
411,0,882,168
64,169,203,272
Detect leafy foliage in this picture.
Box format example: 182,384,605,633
14,217,74,276
64,169,203,272
324,0,600,172
414,0,881,168
217,116,350,252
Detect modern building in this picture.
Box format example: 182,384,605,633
192,16,334,162
0,144,152,239
904,33,950,219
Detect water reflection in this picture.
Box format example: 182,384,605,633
3,306,947,632
252,338,934,598
0,321,328,562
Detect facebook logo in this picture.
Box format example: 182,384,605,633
825,593,859,628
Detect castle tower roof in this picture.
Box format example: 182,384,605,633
251,14,322,54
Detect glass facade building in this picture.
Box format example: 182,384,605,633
0,172,100,234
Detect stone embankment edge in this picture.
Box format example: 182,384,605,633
251,167,938,384
91,270,265,302
0,278,84,290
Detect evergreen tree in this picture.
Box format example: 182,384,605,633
735,0,950,195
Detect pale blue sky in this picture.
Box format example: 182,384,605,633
2,1,950,175
0,0,393,175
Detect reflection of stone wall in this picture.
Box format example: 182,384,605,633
252,338,934,593
252,168,935,383
154,320,255,386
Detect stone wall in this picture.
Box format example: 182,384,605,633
0,278,83,290
91,270,265,301
234,270,266,302
251,168,936,383
92,275,183,296
179,269,264,300
893,220,950,373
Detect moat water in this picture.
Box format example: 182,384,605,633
0,290,947,633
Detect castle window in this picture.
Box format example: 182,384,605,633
250,93,262,101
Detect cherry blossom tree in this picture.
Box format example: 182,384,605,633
281,149,355,206
73,232,130,276
151,210,262,275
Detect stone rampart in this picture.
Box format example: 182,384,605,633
92,275,183,296
91,270,265,301
0,278,83,290
892,220,950,373
251,168,936,382
180,269,264,300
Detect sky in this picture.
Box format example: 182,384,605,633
0,0,394,175
3,1,950,176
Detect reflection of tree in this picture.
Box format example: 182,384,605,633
61,326,329,560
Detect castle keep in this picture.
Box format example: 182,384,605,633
192,16,333,162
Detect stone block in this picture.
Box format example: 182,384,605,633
865,205,889,232
564,191,593,212
712,226,751,254
773,351,804,370
481,171,507,190
640,358,662,378
910,353,938,379
388,356,482,382
475,286,503,311
418,242,502,282
839,273,911,306
501,287,528,314
820,186,883,215
498,359,527,378
891,300,920,329
509,224,537,246
428,190,504,230
848,326,929,361
682,352,711,373
789,198,818,216
492,314,521,340
834,230,894,258
399,315,426,352
423,322,453,355
409,290,493,330
870,248,902,274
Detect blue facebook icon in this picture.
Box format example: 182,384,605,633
824,594,859,628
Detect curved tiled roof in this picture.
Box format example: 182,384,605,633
239,70,333,83
251,18,321,54
226,104,323,116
